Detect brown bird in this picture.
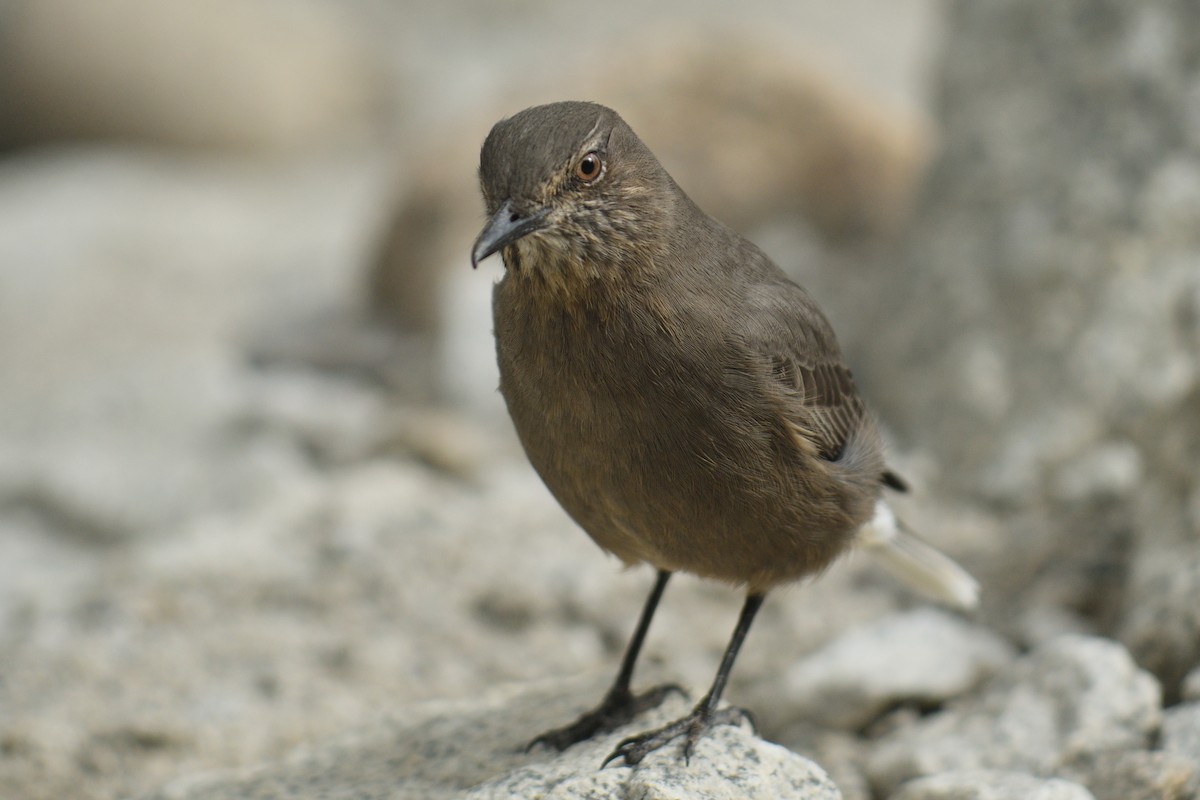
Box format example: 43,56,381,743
471,101,977,767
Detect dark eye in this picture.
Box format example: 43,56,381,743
575,152,603,183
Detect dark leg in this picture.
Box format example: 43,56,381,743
528,570,683,751
603,592,766,767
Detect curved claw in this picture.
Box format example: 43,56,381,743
525,683,689,754
601,705,750,768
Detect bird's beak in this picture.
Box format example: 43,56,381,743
471,199,549,268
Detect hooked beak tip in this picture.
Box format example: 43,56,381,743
469,237,492,269
470,199,547,270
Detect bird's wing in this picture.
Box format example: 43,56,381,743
739,274,869,463
767,354,867,461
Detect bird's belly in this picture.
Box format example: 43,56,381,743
501,368,860,589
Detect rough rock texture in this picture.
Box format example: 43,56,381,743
0,437,890,800
781,730,874,800
0,149,388,546
866,636,1161,796
1164,702,1200,753
889,770,1096,800
1162,703,1200,788
1185,668,1200,702
0,0,385,150
1117,546,1200,704
847,0,1200,703
862,0,1200,506
1061,749,1199,800
148,685,842,800
783,608,1015,729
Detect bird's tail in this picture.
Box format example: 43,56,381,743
855,500,980,609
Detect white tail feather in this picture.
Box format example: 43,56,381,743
856,500,980,609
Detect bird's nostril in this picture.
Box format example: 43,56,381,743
509,212,521,223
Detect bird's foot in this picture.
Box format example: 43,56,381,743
601,704,754,768
526,683,687,753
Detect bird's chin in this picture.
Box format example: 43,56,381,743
512,232,572,267
506,233,603,294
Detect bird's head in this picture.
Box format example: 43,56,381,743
471,101,677,278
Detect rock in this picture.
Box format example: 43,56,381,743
847,0,1200,676
0,0,385,150
1166,705,1200,742
148,683,842,800
783,608,1015,729
866,636,1162,796
774,723,875,800
889,770,1095,800
0,443,893,800
1162,703,1200,774
860,0,1200,514
469,728,840,800
1060,749,1199,800
808,733,874,800
0,147,387,543
1185,668,1200,702
1118,546,1200,703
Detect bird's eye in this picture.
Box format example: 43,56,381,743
575,152,603,183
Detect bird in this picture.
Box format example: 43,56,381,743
470,101,978,767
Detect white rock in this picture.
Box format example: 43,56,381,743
1183,666,1200,702
150,682,843,800
784,608,1014,729
866,636,1161,796
1118,546,1200,701
889,769,1095,800
1162,702,1200,771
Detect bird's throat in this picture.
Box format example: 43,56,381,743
508,237,609,305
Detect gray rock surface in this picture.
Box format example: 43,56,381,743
1060,749,1199,800
784,730,874,800
1163,703,1200,776
783,608,1015,729
859,0,1200,510
1118,546,1200,704
866,636,1161,796
149,684,842,800
889,770,1095,800
845,0,1200,699
0,439,895,800
1165,702,1200,742
1185,668,1200,702
0,148,388,546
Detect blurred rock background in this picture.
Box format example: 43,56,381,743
0,0,1197,799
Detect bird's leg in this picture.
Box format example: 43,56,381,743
603,592,766,768
527,570,683,752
